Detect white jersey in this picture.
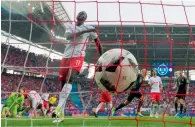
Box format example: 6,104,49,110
63,24,97,58
27,91,43,108
41,93,49,101
148,76,162,93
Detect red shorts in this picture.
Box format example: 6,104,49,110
151,92,161,102
99,92,112,103
58,57,84,81
43,100,49,109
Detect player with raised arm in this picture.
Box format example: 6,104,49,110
1,89,24,118
172,71,189,118
93,91,112,118
111,68,147,117
149,69,163,118
24,90,46,118
53,11,102,123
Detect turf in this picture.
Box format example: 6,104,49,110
1,116,195,127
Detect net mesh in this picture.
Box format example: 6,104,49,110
1,0,195,127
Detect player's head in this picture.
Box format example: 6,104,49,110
19,88,24,96
77,11,87,24
152,69,157,76
141,68,147,78
179,71,183,77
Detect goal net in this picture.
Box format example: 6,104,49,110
1,0,195,127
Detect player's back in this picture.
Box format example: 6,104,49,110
5,93,17,105
149,76,162,92
28,90,41,100
64,24,97,58
6,93,24,106
49,96,56,105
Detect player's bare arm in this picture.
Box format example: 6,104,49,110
186,83,189,94
172,80,177,90
94,37,102,56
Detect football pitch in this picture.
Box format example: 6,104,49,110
1,116,195,127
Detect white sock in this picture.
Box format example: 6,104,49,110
153,104,158,115
156,104,160,115
150,104,153,115
108,103,113,110
57,83,72,109
95,103,102,114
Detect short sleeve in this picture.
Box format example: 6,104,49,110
65,25,73,34
90,32,98,40
86,25,97,39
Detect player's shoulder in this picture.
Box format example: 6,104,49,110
20,95,25,99
10,92,17,96
149,76,154,80
137,74,143,79
81,24,95,29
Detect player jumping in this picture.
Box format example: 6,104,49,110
1,89,24,118
149,69,163,118
53,11,102,123
112,68,147,117
172,71,189,118
93,91,112,118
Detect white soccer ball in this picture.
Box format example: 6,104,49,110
95,49,139,93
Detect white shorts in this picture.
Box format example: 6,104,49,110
27,91,43,109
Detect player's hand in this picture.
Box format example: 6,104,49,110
172,86,176,90
186,92,189,95
160,88,163,92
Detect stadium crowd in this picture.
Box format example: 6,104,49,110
1,43,60,73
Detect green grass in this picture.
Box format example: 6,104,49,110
1,116,195,127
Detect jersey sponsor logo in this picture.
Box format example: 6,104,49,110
152,81,160,84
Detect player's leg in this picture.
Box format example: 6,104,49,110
155,93,161,118
136,94,144,117
107,101,113,114
55,57,83,118
29,98,39,118
10,105,17,118
150,93,156,117
94,102,105,118
174,96,179,117
54,59,72,117
104,93,112,115
112,94,134,115
1,107,10,118
178,97,186,118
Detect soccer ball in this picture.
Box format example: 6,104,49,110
94,49,139,93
